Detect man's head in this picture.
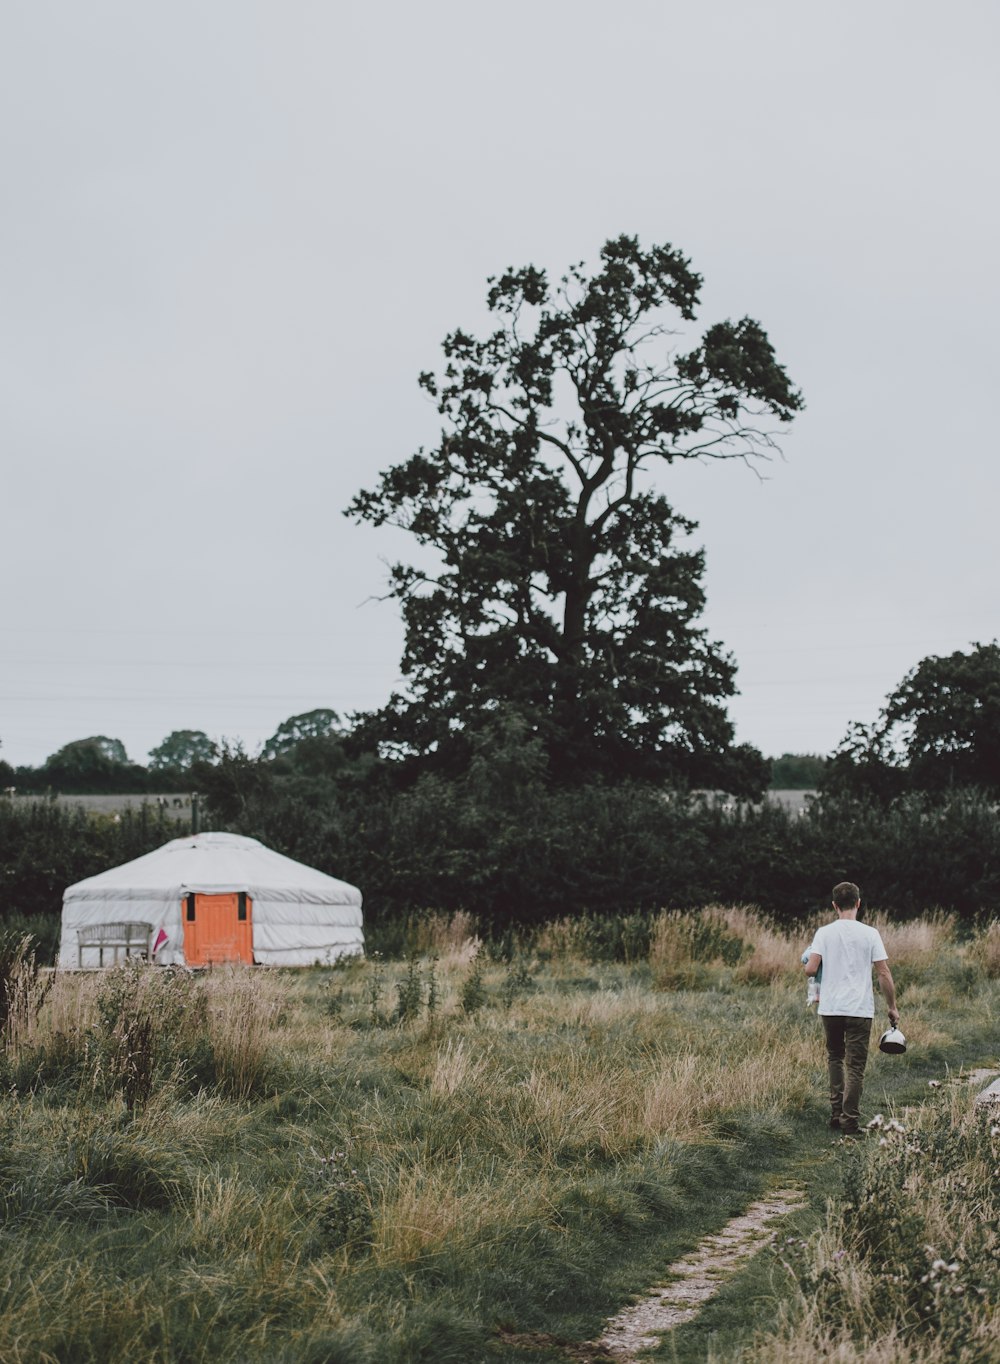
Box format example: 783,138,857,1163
832,881,861,913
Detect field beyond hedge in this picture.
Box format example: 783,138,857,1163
1,908,998,1363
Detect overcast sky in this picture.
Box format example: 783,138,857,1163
2,0,997,770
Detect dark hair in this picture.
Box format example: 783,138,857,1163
832,881,861,909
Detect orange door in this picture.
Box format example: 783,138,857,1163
182,892,254,965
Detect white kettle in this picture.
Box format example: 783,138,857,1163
878,1025,907,1055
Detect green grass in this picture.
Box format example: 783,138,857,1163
0,909,997,1362
655,1061,998,1363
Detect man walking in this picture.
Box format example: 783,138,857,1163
804,882,899,1136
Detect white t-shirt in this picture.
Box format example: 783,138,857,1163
808,919,888,1018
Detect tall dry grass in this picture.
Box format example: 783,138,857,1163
202,967,284,1100
649,904,799,988
866,910,956,967
720,905,797,984
428,1037,489,1098
1,935,53,1060
371,1162,464,1265
970,918,1000,977
648,910,697,988
406,909,481,961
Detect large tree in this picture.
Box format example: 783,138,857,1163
825,641,1000,799
38,735,146,792
348,236,802,789
148,730,218,772
262,709,341,760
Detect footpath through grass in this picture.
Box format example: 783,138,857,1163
653,1062,998,1362
0,908,997,1363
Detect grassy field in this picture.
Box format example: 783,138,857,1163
7,793,193,816
1,789,812,817
0,908,997,1363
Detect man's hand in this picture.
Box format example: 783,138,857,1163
888,1007,900,1027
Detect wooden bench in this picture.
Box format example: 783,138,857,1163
77,922,153,967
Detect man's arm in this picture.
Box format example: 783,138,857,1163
875,960,900,1026
804,952,822,977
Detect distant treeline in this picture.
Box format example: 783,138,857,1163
2,742,825,797
3,779,997,953
2,752,189,795
0,730,221,795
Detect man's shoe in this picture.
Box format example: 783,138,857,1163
840,1124,861,1137
829,1116,843,1129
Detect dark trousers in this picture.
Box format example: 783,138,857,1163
822,1015,872,1128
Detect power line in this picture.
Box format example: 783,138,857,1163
0,611,994,638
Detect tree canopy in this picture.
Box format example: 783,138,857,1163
770,753,827,789
53,736,129,766
348,235,802,791
824,641,1000,799
37,736,148,792
262,709,342,760
148,730,219,772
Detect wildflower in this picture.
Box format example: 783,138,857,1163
990,1125,1000,1137
833,1249,846,1261
928,1080,942,1088
887,1118,906,1133
878,1137,888,1146
867,1114,884,1129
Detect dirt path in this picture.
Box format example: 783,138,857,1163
969,1068,1000,1104
497,1186,808,1360
589,1070,1000,1360
594,1186,806,1360
498,1071,1000,1362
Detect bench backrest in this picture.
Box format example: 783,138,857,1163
77,922,152,944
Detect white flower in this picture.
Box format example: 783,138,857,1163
867,1114,884,1129
928,1080,942,1089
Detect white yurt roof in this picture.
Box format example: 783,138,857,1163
65,831,361,905
60,831,363,969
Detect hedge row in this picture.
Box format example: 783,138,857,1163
2,785,998,936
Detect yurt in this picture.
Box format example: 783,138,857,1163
59,832,363,969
